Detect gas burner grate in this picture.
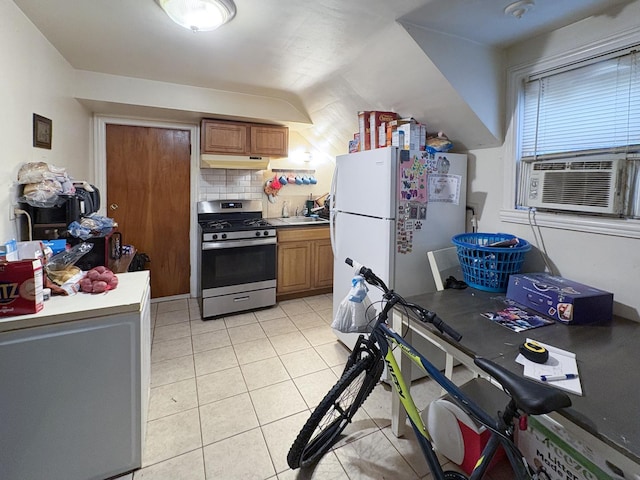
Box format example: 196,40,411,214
243,218,271,228
203,220,232,230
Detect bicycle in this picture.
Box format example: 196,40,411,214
287,258,572,479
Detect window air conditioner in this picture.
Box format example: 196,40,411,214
524,155,626,215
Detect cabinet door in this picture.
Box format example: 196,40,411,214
201,120,249,155
312,238,334,288
250,125,288,157
277,241,311,294
0,314,141,480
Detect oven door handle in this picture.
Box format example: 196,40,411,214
202,237,277,250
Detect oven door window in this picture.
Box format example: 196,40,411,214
201,243,276,290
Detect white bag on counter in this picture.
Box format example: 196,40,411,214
331,275,377,333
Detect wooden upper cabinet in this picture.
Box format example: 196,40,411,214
201,120,250,155
250,125,288,157
201,119,288,157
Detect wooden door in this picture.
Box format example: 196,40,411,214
106,124,191,298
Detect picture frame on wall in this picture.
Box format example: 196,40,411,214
33,114,52,149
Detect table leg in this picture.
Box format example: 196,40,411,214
391,310,409,437
442,352,454,395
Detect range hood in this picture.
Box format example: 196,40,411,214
200,154,271,170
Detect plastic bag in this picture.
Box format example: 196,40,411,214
426,132,453,153
68,214,117,240
46,243,93,272
19,179,64,207
331,275,377,333
17,162,57,184
44,243,93,295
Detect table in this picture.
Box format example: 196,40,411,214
390,288,640,474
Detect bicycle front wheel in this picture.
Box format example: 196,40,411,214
287,354,384,469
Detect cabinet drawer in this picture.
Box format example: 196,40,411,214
278,227,329,242
203,287,276,317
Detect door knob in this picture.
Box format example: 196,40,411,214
110,203,119,210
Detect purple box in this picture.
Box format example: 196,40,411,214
506,273,613,325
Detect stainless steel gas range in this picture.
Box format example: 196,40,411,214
197,200,276,319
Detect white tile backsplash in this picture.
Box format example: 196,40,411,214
198,168,264,202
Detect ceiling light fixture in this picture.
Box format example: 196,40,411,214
156,0,236,32
504,0,535,19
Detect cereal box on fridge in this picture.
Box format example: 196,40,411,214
0,259,44,317
358,111,371,151
398,121,426,151
386,117,416,148
369,111,397,149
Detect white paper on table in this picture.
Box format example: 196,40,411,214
515,338,582,396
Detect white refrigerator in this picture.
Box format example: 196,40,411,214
330,147,467,374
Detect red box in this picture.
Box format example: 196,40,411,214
0,259,44,317
369,111,397,149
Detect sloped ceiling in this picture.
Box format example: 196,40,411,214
12,0,632,157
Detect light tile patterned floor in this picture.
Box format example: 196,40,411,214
130,295,512,480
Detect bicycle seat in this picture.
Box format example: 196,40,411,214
474,357,572,415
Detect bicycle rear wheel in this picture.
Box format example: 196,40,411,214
287,354,384,469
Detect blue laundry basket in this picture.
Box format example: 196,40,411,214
452,233,531,293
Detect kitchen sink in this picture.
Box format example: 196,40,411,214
280,216,330,225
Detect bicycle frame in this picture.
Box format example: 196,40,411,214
368,320,533,479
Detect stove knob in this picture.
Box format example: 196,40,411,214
212,234,218,240
255,231,261,237
263,230,270,236
222,234,227,239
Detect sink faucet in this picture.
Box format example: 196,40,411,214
295,206,299,216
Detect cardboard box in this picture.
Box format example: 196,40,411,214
0,259,44,317
398,120,426,151
420,123,428,149
517,415,626,480
506,273,613,325
41,239,67,255
386,117,413,147
369,111,397,149
358,111,371,151
0,239,18,261
392,130,405,148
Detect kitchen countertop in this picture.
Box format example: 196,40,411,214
0,271,150,333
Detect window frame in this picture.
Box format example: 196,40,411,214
501,27,640,239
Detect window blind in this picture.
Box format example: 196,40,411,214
521,50,640,160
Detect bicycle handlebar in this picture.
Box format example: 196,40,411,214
345,258,462,342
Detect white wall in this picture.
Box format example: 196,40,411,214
467,1,640,321
0,0,91,244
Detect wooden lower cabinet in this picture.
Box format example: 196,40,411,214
277,227,333,300
312,239,334,288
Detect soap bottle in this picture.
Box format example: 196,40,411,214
282,201,289,218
